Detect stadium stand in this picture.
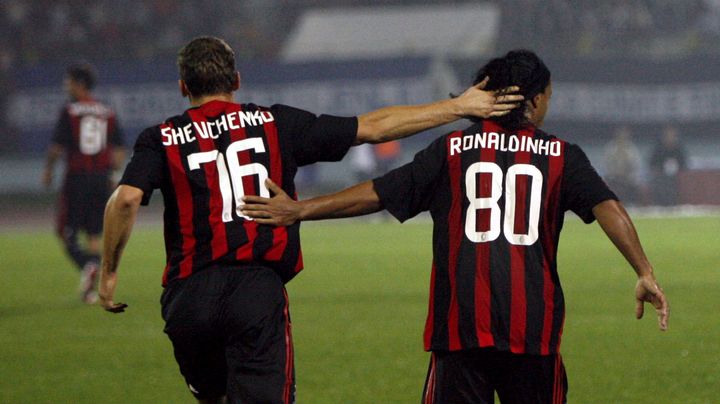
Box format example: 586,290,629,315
1,0,719,205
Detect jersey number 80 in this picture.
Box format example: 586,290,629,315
465,162,543,246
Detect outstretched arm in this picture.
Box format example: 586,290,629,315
98,185,143,313
355,78,522,144
242,179,381,226
592,199,669,331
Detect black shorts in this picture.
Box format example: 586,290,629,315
57,174,111,236
422,348,567,404
161,266,294,403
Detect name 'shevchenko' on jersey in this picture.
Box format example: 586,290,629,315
449,131,561,157
161,110,275,146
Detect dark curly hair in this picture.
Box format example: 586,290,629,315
472,49,551,130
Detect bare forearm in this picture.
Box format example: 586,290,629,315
45,144,63,169
42,145,65,187
356,99,462,144
354,82,522,144
99,186,141,301
102,203,136,275
593,200,653,277
300,181,382,220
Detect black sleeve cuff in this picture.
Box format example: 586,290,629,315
575,191,618,223
372,176,411,223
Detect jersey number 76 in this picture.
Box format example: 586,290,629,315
187,138,270,222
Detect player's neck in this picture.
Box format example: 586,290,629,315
189,93,234,107
73,91,93,102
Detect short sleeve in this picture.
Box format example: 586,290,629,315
271,104,357,166
52,107,72,147
561,143,618,223
119,128,164,205
373,135,447,222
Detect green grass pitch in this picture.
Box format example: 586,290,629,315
1,215,718,403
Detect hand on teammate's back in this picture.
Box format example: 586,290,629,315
242,179,300,227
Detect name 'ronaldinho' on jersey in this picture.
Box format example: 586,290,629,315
449,131,561,157
161,109,275,146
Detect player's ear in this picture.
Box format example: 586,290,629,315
530,93,541,109
178,80,190,98
233,71,241,91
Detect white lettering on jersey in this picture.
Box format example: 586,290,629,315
449,132,562,157
161,110,276,146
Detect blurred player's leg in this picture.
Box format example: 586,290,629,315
59,225,88,269
79,260,99,304
79,233,101,303
58,177,92,270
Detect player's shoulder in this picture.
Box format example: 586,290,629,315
265,103,313,118
241,102,270,111
135,115,181,146
533,127,585,154
533,127,566,144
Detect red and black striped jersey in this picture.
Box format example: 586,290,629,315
373,120,616,355
120,100,357,286
53,99,123,176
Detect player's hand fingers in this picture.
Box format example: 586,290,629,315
242,195,270,204
492,103,522,111
495,94,524,103
253,217,282,226
474,76,489,90
242,209,270,218
239,203,268,212
264,178,285,196
496,85,521,95
653,292,669,331
635,298,644,320
105,303,128,313
488,110,511,117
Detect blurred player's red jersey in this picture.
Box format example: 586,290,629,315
54,100,123,175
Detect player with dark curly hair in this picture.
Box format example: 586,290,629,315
242,49,669,404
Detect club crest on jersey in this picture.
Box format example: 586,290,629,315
161,110,275,146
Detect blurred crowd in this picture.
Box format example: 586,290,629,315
603,125,689,206
500,0,720,57
2,0,719,70
0,0,290,69
0,0,715,207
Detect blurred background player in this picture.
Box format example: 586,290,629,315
242,50,669,404
649,125,688,206
603,125,643,206
98,36,522,403
42,63,125,304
